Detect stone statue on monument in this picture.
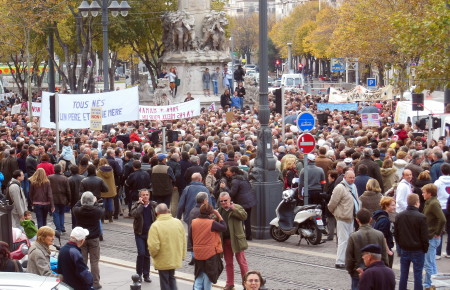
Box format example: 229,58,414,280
201,11,228,51
163,10,197,52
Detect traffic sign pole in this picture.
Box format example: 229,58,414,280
297,133,316,205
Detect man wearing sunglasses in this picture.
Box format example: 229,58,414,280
217,192,249,290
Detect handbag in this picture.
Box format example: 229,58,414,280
175,78,181,86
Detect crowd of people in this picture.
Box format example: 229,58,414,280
0,84,448,290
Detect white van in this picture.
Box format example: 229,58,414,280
281,73,304,90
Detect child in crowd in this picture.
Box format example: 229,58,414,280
20,211,38,241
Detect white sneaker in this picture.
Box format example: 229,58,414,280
436,255,442,260
443,253,450,258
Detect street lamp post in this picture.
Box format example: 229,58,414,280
287,42,292,73
78,0,131,92
250,0,283,239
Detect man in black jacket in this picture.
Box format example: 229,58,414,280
394,193,429,290
80,165,109,199
130,189,156,283
105,149,123,220
354,148,384,192
73,191,104,289
126,161,151,204
25,146,38,178
68,165,85,228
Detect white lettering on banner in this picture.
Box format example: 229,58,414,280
139,99,201,121
40,87,139,129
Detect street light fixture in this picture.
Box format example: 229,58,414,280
78,0,131,92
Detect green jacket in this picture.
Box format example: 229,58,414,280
423,196,446,240
147,214,186,270
218,203,248,253
20,220,37,239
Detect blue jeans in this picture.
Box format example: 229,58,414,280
212,80,218,95
424,237,440,288
350,276,359,290
53,204,66,232
135,234,150,278
436,209,449,256
194,272,212,290
34,204,49,228
103,197,113,212
399,249,425,290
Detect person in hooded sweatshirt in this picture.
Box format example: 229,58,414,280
393,151,408,181
380,159,398,193
96,158,117,223
60,141,75,166
434,163,450,258
373,196,396,268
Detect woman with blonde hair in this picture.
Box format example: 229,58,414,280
380,158,398,192
281,155,298,189
373,197,396,268
27,226,60,277
359,179,382,215
29,168,54,228
97,158,117,223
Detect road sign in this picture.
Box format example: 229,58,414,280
297,133,316,154
331,58,345,72
367,78,377,88
296,112,315,132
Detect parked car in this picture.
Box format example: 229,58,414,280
0,273,71,289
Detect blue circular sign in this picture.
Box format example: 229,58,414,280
296,112,315,132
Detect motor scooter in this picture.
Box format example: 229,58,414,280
270,188,326,245
10,227,31,261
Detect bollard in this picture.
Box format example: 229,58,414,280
130,274,141,290
0,203,13,251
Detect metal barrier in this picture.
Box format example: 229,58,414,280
0,203,13,251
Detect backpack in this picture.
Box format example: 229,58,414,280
1,180,20,205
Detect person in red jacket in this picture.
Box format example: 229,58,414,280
37,154,55,176
130,129,142,143
396,124,409,142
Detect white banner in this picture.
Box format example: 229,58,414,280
11,104,21,114
139,99,201,120
40,87,139,129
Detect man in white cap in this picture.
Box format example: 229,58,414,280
298,153,326,205
58,227,94,289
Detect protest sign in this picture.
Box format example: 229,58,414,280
40,87,139,129
11,104,21,114
31,102,41,117
361,113,380,127
317,103,358,111
90,107,102,131
139,99,201,121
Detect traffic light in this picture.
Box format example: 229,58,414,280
275,60,280,69
298,63,303,73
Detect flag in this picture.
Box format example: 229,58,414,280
209,102,216,111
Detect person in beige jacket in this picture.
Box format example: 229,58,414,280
328,170,361,268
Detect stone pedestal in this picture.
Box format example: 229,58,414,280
160,51,231,104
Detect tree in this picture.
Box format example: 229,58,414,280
329,0,402,86
390,0,450,91
110,0,177,89
303,6,339,59
269,2,319,58
230,13,259,64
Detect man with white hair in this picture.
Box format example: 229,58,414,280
57,227,94,290
328,170,360,268
73,191,104,289
148,203,186,289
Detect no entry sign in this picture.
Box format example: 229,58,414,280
297,133,316,154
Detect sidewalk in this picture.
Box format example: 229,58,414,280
99,256,233,290
99,262,194,290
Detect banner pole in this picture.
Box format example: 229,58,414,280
55,92,60,153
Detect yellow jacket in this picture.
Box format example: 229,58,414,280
147,213,186,270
